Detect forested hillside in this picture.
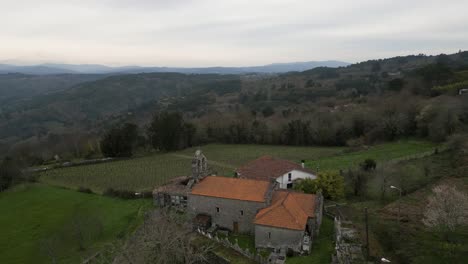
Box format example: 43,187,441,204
0,73,105,106
1,51,467,162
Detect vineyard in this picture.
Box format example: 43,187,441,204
39,141,437,193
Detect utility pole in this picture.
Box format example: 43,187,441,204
365,207,369,260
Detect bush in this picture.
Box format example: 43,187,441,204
77,187,94,194
139,191,153,198
295,172,345,200
103,188,137,199
360,159,377,171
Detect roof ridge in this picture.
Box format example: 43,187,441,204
255,194,283,221
271,193,303,228
283,193,309,224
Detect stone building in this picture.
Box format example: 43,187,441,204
152,176,191,208
154,151,324,254
188,176,275,233
187,176,323,253
153,149,209,208
254,190,323,253
236,156,317,189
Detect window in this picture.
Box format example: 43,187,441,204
240,210,244,216
287,183,293,189
288,173,292,181
216,207,220,213
268,232,271,239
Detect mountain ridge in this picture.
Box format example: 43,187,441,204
0,60,350,75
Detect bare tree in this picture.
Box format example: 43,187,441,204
423,184,468,236
115,210,214,264
67,209,103,251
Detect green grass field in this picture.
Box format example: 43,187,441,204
286,217,334,264
308,140,437,171
0,184,150,264
39,140,437,193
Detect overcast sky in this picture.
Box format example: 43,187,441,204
1,0,467,67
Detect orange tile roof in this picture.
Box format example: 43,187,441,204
254,190,316,230
190,176,271,202
236,155,315,181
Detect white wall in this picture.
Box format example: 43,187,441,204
276,170,316,189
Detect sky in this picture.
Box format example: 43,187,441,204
1,0,467,67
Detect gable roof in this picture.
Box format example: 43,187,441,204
190,176,271,202
254,190,316,230
236,155,315,181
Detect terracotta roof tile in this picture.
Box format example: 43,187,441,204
254,190,316,230
236,156,315,181
190,176,270,202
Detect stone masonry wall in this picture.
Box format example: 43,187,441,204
188,194,266,233
254,225,304,252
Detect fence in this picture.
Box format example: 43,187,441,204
197,228,268,264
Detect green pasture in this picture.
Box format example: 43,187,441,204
286,217,334,264
0,184,150,264
308,140,437,172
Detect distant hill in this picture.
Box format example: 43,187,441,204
1,51,467,157
0,61,350,75
0,64,78,75
0,73,107,106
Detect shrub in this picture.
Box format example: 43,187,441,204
103,188,137,199
77,187,94,194
295,172,345,200
360,159,377,171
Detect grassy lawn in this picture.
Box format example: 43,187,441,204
286,217,334,264
39,141,436,192
308,140,437,171
0,184,150,264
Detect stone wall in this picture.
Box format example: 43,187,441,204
188,194,266,233
332,217,365,264
197,229,268,264
254,225,304,252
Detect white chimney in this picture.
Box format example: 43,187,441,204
301,160,305,168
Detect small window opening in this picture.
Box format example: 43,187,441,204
288,173,292,181
240,210,244,216
216,207,220,213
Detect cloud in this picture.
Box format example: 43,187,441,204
0,0,467,66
